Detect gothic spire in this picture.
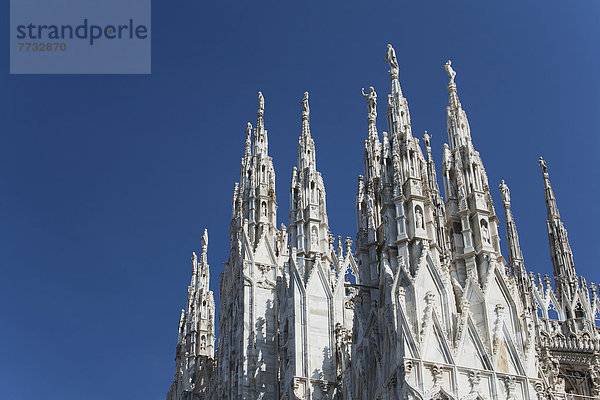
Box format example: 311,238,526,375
423,131,441,201
499,180,530,307
289,91,329,265
444,60,472,149
445,60,460,111
362,86,381,183
538,157,577,302
301,90,311,141
384,43,403,102
385,44,412,142
442,60,502,289
181,228,216,361
423,131,450,261
244,122,252,161
499,181,523,268
362,86,378,142
254,91,268,158
298,91,316,170
190,251,199,288
238,122,253,199
232,92,278,247
257,91,265,127
200,229,210,291
539,157,561,220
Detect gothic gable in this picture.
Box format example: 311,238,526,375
253,229,278,266
457,319,493,371
422,312,454,364
494,324,524,376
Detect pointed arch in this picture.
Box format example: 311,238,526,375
429,386,456,400
402,382,424,400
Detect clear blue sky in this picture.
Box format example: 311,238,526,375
1,2,599,399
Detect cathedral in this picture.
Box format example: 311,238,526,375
166,45,600,400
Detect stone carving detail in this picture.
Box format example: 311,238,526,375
468,370,481,393
430,364,443,387
504,376,517,400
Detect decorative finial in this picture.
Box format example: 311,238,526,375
538,156,547,173
302,91,310,120
384,44,399,78
357,175,364,193
345,236,353,253
444,60,456,85
246,122,252,138
361,86,377,120
258,91,264,116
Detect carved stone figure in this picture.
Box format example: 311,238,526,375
423,131,431,148
361,86,377,119
302,91,310,118
444,60,456,84
415,207,423,229
481,221,490,243
539,156,547,172
311,227,319,247
201,228,208,249
499,179,511,205
258,91,264,115
385,43,399,77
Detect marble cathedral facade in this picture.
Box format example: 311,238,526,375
166,45,600,400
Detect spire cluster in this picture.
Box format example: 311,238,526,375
168,45,600,400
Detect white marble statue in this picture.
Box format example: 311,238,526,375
361,86,377,118
385,43,399,77
444,60,456,84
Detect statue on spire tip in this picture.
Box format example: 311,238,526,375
362,86,377,120
444,60,456,84
385,44,399,78
246,122,252,137
499,180,511,205
423,131,431,147
258,92,264,116
302,91,310,119
201,229,208,250
539,157,547,173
